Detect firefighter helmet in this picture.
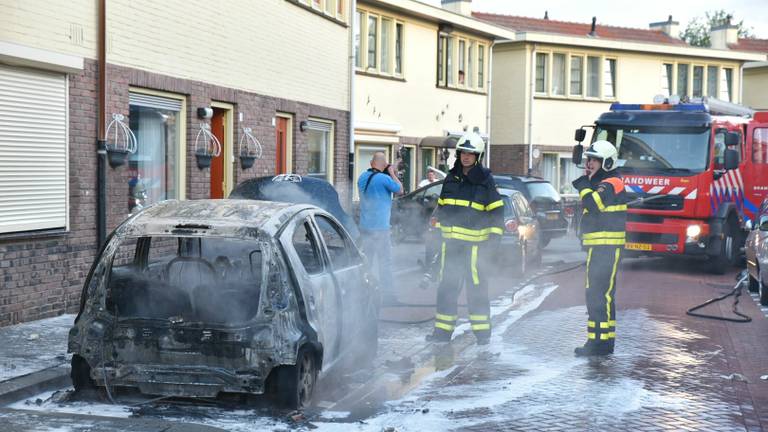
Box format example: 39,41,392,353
455,132,485,155
584,140,619,171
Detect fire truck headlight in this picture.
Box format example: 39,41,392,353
686,224,702,240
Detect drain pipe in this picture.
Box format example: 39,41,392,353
527,43,537,176
484,41,495,168
348,0,357,204
96,0,107,248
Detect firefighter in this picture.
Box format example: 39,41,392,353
427,132,504,345
571,140,627,356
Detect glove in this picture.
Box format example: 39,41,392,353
571,175,591,191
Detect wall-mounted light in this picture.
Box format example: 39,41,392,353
197,107,213,119
299,120,309,132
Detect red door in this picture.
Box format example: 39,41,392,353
210,108,226,199
275,117,288,174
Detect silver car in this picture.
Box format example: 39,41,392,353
68,199,378,409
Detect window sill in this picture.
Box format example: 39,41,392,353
0,228,68,242
285,0,348,27
356,70,406,82
435,84,487,95
534,94,615,103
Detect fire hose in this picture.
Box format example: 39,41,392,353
686,271,752,323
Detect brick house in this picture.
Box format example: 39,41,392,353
475,13,765,195
0,0,352,325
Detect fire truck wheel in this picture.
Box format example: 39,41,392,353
709,218,738,274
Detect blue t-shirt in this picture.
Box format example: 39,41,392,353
358,170,400,231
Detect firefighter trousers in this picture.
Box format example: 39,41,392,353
584,246,622,347
434,241,491,339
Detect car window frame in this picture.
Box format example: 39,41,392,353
289,215,328,276
312,212,363,271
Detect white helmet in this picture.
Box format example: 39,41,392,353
584,140,619,171
455,132,485,155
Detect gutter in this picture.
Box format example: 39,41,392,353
485,40,495,168
527,43,536,175
348,0,357,203
97,0,107,248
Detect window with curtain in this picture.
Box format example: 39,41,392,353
367,15,377,69
552,53,566,95
535,53,548,93
541,154,558,188
438,35,445,85
381,18,391,74
128,93,183,213
693,66,703,97
677,63,689,97
306,120,334,182
559,156,579,195
446,37,453,86
395,23,403,75
570,56,583,96
468,42,474,88
603,59,616,98
458,40,466,85
478,45,485,89
707,66,718,97
661,63,673,97
587,56,599,97
721,68,733,101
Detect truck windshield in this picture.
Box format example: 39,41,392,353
594,126,710,173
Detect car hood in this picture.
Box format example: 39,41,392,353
230,175,359,238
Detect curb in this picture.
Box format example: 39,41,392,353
0,365,70,406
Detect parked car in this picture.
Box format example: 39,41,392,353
423,188,541,276
493,175,569,248
745,198,768,305
68,199,378,409
390,179,444,242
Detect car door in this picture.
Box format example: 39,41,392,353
312,213,368,354
280,213,340,366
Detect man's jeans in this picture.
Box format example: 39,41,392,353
360,229,393,291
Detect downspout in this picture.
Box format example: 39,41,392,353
348,0,357,205
527,43,536,176
485,40,495,168
97,0,107,248
739,63,744,105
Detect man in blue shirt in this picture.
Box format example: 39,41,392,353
357,151,403,303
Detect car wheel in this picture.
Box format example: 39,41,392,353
708,218,738,274
71,355,96,392
274,346,317,409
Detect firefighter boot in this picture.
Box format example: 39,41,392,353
574,341,613,357
426,328,452,343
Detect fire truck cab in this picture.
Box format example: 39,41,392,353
573,97,768,274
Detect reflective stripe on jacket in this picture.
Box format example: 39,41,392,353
579,172,627,246
436,165,504,243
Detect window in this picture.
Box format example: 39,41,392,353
535,53,548,93
662,63,673,97
586,56,600,97
0,64,68,234
128,91,185,213
381,18,392,73
293,221,324,275
676,63,689,97
603,58,616,98
552,53,566,96
446,37,453,86
693,66,704,97
559,156,579,195
478,45,485,88
753,128,768,164
707,66,718,97
367,15,377,69
721,68,733,102
570,56,583,96
305,119,334,182
421,147,435,182
315,215,358,268
458,40,466,85
324,0,335,15
468,42,474,88
354,11,362,68
395,23,403,75
541,153,558,188
438,35,445,84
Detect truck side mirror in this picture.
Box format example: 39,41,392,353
724,148,739,170
760,215,768,232
725,131,740,146
745,220,753,231
574,128,587,142
572,144,584,165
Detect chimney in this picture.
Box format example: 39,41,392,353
710,15,739,49
441,0,472,16
649,15,680,39
588,17,597,37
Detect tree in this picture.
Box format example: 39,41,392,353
680,10,754,47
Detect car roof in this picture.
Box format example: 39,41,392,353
494,174,548,183
497,188,524,198
121,199,316,238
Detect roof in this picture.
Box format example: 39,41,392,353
730,38,768,53
473,12,687,46
122,199,307,238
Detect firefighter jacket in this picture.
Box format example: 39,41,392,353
573,170,628,247
435,164,504,243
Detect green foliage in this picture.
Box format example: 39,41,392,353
680,10,754,47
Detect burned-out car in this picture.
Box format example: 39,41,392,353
68,199,378,409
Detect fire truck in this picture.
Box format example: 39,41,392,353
572,97,768,273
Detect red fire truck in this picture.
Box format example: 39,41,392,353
573,97,768,273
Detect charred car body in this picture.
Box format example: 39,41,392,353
68,199,378,408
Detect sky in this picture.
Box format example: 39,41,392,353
422,0,768,39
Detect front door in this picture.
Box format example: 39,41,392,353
276,117,289,174
210,108,226,198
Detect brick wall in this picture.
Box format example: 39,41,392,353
0,59,350,326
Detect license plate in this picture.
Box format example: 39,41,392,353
625,242,652,251
546,213,559,220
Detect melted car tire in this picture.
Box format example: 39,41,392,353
71,355,96,392
749,267,760,293
274,346,317,410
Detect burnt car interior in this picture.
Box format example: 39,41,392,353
107,236,264,324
